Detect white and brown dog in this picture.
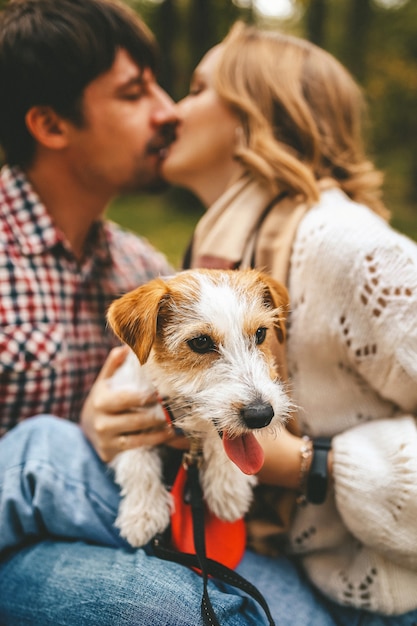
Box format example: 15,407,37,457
107,268,293,548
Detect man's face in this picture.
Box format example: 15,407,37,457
65,48,177,196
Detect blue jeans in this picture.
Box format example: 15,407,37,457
0,416,416,626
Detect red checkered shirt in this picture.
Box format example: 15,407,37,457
0,165,172,437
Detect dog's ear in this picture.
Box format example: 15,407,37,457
107,278,169,364
258,272,289,344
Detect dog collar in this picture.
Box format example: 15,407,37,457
159,396,184,436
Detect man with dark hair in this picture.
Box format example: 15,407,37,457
0,1,267,624
0,0,159,170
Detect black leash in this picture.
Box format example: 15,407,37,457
152,450,276,626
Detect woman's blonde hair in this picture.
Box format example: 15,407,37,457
215,22,388,218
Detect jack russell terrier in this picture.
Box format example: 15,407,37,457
107,268,293,548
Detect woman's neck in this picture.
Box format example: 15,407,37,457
194,162,247,207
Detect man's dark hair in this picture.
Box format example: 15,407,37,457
0,0,159,167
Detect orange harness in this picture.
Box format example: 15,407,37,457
160,401,246,569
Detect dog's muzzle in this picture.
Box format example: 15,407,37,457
240,402,274,429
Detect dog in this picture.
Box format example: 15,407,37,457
107,268,293,548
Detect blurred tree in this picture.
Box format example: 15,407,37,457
297,0,417,220
365,0,417,208
129,0,253,97
342,0,373,82
304,0,327,46
153,0,179,97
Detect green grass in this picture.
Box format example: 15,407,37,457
107,189,204,270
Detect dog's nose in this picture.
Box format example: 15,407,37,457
240,402,274,429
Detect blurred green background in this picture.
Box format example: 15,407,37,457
107,0,417,268
108,189,205,269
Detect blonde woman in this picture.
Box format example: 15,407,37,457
162,22,417,625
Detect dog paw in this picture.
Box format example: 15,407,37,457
115,486,172,547
202,467,257,521
110,448,172,547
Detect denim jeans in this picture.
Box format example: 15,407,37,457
0,416,416,626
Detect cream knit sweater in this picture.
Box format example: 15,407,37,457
286,188,417,614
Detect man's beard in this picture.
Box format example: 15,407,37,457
128,123,176,193
139,177,171,194
121,156,171,194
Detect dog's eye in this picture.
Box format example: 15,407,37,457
187,335,216,354
255,327,267,345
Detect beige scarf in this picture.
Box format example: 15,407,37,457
189,174,309,285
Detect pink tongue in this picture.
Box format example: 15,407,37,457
223,432,264,475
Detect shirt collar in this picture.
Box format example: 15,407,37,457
0,165,112,267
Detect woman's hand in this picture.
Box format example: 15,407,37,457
80,347,186,462
256,427,333,489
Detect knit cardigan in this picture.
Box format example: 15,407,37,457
190,181,417,615
286,187,417,615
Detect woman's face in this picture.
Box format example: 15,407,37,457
161,45,244,206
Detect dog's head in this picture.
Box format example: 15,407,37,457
107,269,292,474
108,269,288,363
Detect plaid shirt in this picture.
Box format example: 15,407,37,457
0,166,172,437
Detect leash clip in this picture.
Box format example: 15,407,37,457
182,438,203,470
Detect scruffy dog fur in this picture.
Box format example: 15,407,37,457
107,268,293,547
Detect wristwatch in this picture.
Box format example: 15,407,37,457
306,437,332,504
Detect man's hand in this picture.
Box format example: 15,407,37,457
80,346,185,462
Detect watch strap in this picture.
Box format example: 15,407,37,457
306,437,331,505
